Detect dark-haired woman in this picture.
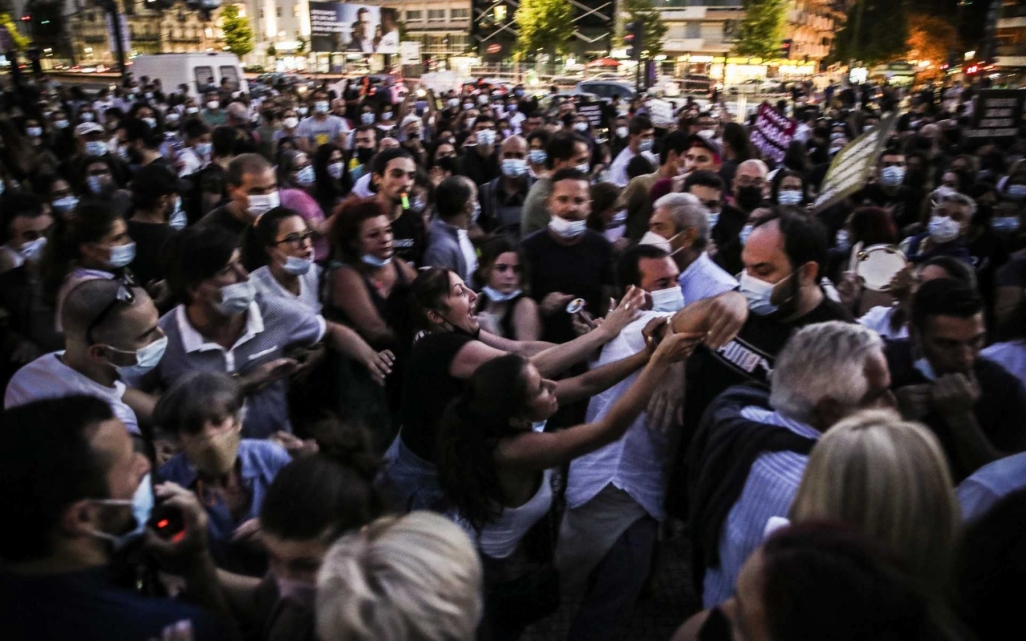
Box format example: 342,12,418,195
156,371,292,577
474,236,541,341
439,333,698,639
245,207,322,314
214,417,388,641
385,267,646,512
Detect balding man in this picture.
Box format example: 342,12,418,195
5,278,167,438
479,135,533,235
199,153,279,242
642,193,737,304
715,158,769,275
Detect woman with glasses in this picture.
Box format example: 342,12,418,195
473,236,541,341
277,150,332,262
243,207,322,314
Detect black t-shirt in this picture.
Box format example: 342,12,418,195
199,205,249,244
457,148,501,186
390,208,426,267
683,296,854,433
127,220,176,286
520,228,614,344
885,339,1026,482
711,204,748,278
997,249,1026,289
399,331,476,462
850,183,920,230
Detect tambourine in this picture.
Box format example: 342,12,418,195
851,243,908,291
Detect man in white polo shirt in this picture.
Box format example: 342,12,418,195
5,278,167,437
148,225,393,439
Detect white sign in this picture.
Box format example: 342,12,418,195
400,41,421,65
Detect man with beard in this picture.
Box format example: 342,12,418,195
713,159,769,276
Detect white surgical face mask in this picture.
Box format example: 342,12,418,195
195,141,213,157
88,473,154,550
880,165,905,187
141,117,157,129
361,253,393,268
835,228,851,250
651,286,685,313
482,285,522,303
361,112,375,125
739,271,781,316
314,100,329,114
615,126,628,138
85,140,108,157
913,357,938,381
477,129,496,146
206,100,220,110
501,158,527,177
283,255,312,275
113,336,168,378
928,215,960,243
108,242,136,268
215,280,256,315
52,195,79,215
26,126,42,138
573,122,589,132
991,216,1020,233
283,116,299,129
247,191,280,217
777,190,803,206
294,166,315,186
548,215,587,239
529,149,547,165
575,162,590,174
327,162,344,179
19,236,47,262
639,230,674,254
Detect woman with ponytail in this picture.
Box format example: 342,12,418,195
214,416,388,641
438,333,700,639
41,200,135,331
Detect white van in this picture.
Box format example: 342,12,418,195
129,53,249,96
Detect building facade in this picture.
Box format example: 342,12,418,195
994,0,1026,72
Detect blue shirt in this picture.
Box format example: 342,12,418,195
703,406,819,607
0,565,230,640
958,451,1026,522
160,439,291,575
677,252,738,305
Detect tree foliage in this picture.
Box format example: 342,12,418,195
220,4,253,58
622,0,668,59
906,12,959,80
514,0,574,58
832,0,908,67
733,0,787,58
0,12,29,50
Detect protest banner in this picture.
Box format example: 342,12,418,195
577,100,604,130
750,103,796,165
813,110,898,212
965,90,1025,142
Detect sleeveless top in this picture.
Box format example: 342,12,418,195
324,261,407,340
466,468,554,560
476,291,527,340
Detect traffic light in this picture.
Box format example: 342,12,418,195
781,39,792,59
624,20,643,60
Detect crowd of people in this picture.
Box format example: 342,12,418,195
2,69,1026,641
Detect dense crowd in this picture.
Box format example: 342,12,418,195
1,70,1026,641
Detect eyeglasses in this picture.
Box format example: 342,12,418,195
274,230,315,247
493,263,522,274
86,275,138,345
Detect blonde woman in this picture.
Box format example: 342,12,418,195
316,511,483,641
789,409,961,585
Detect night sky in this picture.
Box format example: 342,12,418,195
908,0,992,47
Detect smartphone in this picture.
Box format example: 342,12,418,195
148,500,185,541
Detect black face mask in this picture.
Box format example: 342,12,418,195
355,147,374,164
737,185,763,212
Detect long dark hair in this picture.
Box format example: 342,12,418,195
41,201,123,301
240,206,306,271
313,142,345,212
722,122,755,162
437,354,533,531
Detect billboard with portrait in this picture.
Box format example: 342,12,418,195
309,3,400,54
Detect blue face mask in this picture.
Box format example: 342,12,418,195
283,255,312,275
528,149,547,165
108,242,136,269
361,253,393,268
52,195,79,215
88,473,154,550
482,285,522,302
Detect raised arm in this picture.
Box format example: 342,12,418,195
493,332,703,471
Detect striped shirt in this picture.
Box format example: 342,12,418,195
702,406,820,607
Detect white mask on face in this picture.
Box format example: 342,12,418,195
108,242,136,268
928,215,961,243
651,286,685,313
739,271,781,316
283,116,299,129
214,280,256,315
778,190,803,206
247,191,281,217
548,215,587,239
615,126,628,138
112,336,169,378
327,162,345,179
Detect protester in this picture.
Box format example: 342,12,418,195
473,235,542,341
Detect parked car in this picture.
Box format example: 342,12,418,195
576,80,635,102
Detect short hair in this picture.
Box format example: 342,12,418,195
919,256,977,289
153,371,244,437
626,154,654,180
226,152,271,187
684,169,725,193
182,118,210,140
658,129,691,166
629,115,653,135
653,192,709,250
526,128,550,149
938,191,977,219
0,194,46,244
751,209,829,280
549,167,589,189
790,409,959,585
770,321,883,425
435,175,475,220
910,278,983,332
61,278,148,344
164,224,239,303
0,396,114,562
616,243,671,290
211,125,239,158
371,147,413,177
315,512,483,641
329,197,388,264
589,181,620,216
544,132,587,170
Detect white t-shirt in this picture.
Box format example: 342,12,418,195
4,352,140,434
250,265,323,314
